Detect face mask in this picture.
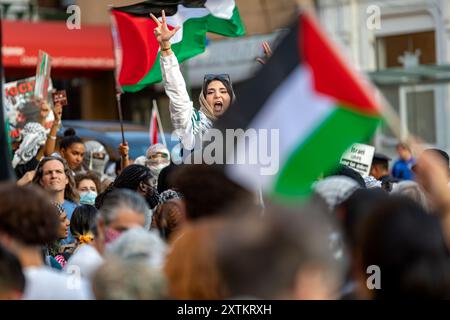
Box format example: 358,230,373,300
89,156,107,176
79,191,97,206
147,162,169,176
104,227,122,245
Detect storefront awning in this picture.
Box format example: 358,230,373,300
3,20,115,70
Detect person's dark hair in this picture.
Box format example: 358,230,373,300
330,165,366,188
95,164,156,209
70,204,98,238
59,128,83,151
0,244,25,294
371,158,389,171
170,164,253,221
157,162,177,194
32,156,79,203
337,188,389,251
0,183,59,245
75,172,101,193
215,203,340,299
359,196,450,299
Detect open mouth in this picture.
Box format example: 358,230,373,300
214,101,223,112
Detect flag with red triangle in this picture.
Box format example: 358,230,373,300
216,12,382,200
110,0,245,92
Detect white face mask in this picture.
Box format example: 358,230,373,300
147,162,169,176
79,191,98,206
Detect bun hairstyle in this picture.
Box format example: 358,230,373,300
60,128,83,150
64,128,76,137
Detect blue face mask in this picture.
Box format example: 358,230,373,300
79,191,97,206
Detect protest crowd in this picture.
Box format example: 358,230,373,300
3,4,450,302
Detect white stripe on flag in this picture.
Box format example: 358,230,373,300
227,65,335,192
166,1,236,45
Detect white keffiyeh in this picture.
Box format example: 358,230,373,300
12,122,47,168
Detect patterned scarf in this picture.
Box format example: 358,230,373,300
12,122,47,168
198,89,218,122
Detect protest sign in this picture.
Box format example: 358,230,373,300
4,76,54,143
34,50,52,101
52,90,68,107
340,143,375,177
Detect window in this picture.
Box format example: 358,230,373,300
376,31,436,69
406,89,436,143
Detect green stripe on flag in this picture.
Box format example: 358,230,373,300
272,105,381,199
122,7,245,92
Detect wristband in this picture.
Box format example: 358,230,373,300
161,46,171,51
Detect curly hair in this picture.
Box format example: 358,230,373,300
32,156,79,203
0,183,59,245
95,164,154,209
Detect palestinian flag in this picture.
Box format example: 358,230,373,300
111,0,245,92
216,13,382,200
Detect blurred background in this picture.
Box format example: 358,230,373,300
3,0,450,159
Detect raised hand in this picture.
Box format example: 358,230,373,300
118,142,129,158
53,103,63,124
256,41,273,65
150,10,181,48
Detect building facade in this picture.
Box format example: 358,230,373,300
316,0,450,156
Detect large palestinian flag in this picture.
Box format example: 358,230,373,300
216,13,382,200
111,0,245,92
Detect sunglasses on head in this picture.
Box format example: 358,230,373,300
203,74,231,85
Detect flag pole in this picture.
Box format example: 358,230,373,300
110,7,126,145
0,6,15,181
116,92,126,145
153,99,167,147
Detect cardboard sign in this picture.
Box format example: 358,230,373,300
34,50,52,100
340,143,375,177
52,90,68,107
4,76,54,143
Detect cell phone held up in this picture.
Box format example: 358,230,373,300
52,90,68,107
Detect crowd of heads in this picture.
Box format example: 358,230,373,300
4,106,450,300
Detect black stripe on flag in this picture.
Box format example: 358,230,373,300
215,15,301,132
113,0,206,17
